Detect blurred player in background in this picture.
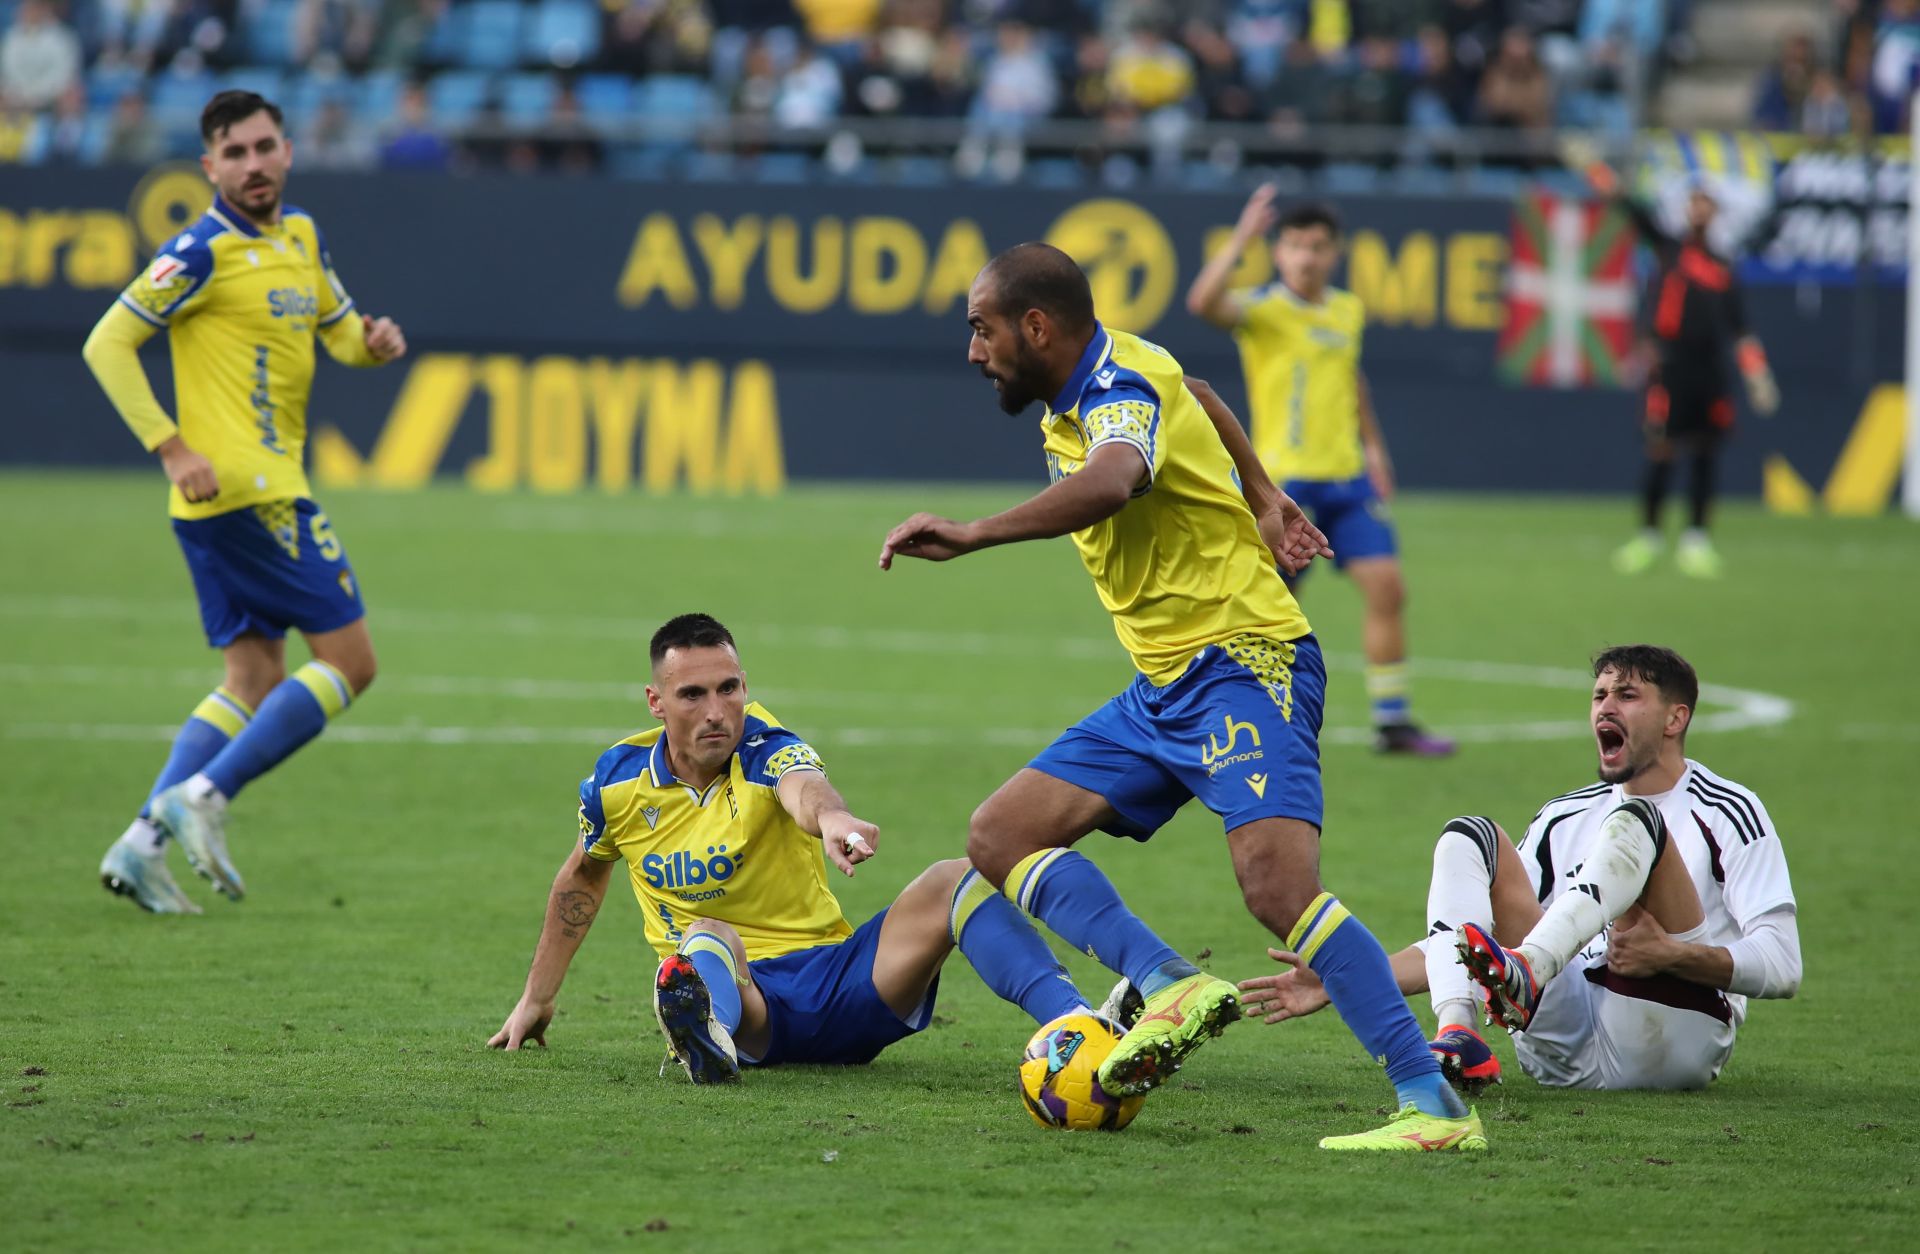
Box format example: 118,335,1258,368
1240,645,1801,1094
489,614,1121,1083
84,90,405,912
1584,162,1780,579
879,243,1486,1151
1188,190,1453,756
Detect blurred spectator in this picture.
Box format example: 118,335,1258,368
300,96,376,169
1225,0,1299,91
921,25,977,116
1,0,83,110
1106,18,1197,117
93,0,173,71
792,0,884,61
380,81,453,171
1332,34,1410,126
103,89,165,165
1182,14,1257,121
1442,0,1504,81
733,35,783,119
370,0,449,72
295,0,380,72
773,42,844,127
1477,25,1551,130
1800,68,1853,138
1263,34,1327,134
1408,22,1471,127
1562,31,1633,134
1353,0,1444,41
848,0,944,117
971,21,1059,132
43,80,89,163
1065,29,1111,118
538,85,605,174
600,0,714,78
1872,0,1920,129
1753,30,1818,132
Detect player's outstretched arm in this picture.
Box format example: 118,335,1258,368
489,846,615,1050
1186,184,1274,329
776,769,878,877
877,442,1142,569
1185,376,1332,575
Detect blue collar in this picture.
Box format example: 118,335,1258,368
648,730,736,795
209,195,265,238
1048,322,1111,415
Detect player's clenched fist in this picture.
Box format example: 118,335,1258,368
157,435,220,503
363,315,407,362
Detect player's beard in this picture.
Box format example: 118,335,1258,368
1594,722,1654,785
988,342,1051,415
229,176,283,224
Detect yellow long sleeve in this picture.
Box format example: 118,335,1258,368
81,300,176,451
318,308,383,367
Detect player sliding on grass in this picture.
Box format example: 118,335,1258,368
85,90,403,913
877,243,1486,1151
490,614,1123,1080
1240,645,1801,1093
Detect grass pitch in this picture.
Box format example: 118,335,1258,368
2,473,1916,1250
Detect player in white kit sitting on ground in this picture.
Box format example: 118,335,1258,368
1238,644,1802,1091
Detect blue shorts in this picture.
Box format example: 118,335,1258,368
745,908,937,1067
1284,475,1397,569
172,498,365,648
1029,634,1327,839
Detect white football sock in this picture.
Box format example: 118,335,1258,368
116,816,167,855
185,773,230,810
1426,818,1499,1027
1519,801,1662,984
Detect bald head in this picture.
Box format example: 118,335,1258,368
977,243,1095,339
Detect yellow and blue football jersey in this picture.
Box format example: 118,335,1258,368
1039,324,1311,684
1231,283,1367,482
115,196,357,520
578,702,853,962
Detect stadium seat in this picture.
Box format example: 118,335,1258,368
609,145,679,180
574,74,633,123
634,76,715,143
149,72,216,127
86,63,144,110
500,73,559,125
892,155,950,185
1324,162,1383,194
1461,166,1526,198
219,68,286,105
355,71,406,125
427,71,493,127
1391,164,1456,196
1026,158,1085,189
753,153,815,184
683,151,739,182
461,1,526,71
244,0,301,67
420,3,469,65
523,0,602,69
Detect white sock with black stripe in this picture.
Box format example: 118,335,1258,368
1426,817,1500,1027
1520,799,1666,984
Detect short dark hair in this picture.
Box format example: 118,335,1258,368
201,90,284,144
980,242,1095,335
1277,202,1342,238
1592,644,1699,712
650,613,736,666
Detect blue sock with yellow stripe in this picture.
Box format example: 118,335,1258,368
949,868,1087,1025
1289,892,1466,1118
139,687,254,824
1003,849,1195,996
200,661,353,800
679,933,744,1034
1366,661,1411,727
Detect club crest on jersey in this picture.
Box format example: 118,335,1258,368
642,805,661,830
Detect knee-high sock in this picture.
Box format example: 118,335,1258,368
1366,661,1411,728
950,868,1087,1026
1689,449,1717,530
1520,799,1666,984
1426,817,1499,1029
1003,849,1195,997
678,933,744,1034
1641,458,1672,530
1291,891,1465,1118
199,661,353,801
135,687,254,836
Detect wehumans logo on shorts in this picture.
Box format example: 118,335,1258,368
1201,715,1265,777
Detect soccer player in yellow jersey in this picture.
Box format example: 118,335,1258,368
490,614,1117,1082
1188,190,1454,756
876,244,1486,1150
84,91,405,913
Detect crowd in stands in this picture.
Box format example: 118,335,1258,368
1754,1,1920,136
0,0,1691,172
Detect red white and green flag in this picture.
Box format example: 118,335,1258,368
1497,191,1636,388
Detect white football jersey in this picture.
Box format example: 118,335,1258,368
1516,759,1796,1026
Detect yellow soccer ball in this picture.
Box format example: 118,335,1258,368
1018,1013,1145,1131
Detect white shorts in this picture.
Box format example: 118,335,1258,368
1514,951,1738,1090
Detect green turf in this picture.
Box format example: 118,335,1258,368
2,473,1915,1251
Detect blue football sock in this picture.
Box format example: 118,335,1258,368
1367,661,1411,727
201,661,352,800
139,687,253,820
679,933,744,1034
1290,892,1467,1119
1003,849,1195,994
949,869,1087,1025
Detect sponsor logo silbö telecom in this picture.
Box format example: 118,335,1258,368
1201,715,1264,778
643,845,741,892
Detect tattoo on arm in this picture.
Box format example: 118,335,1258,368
555,889,599,933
